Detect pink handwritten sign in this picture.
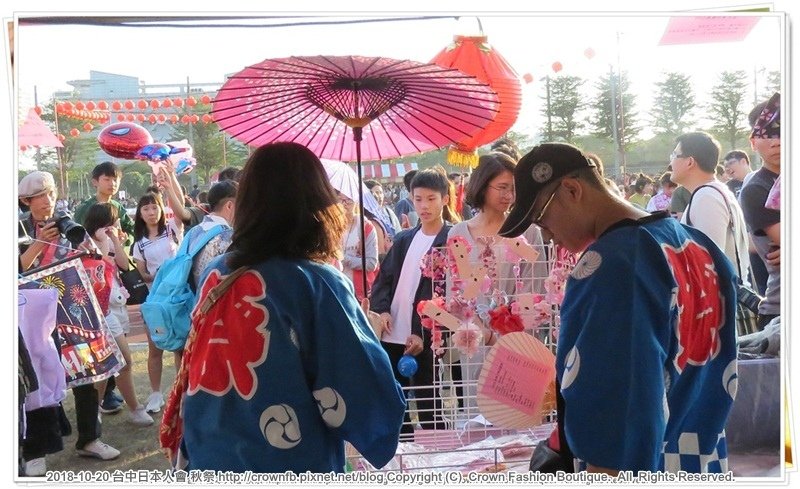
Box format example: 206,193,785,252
659,16,760,45
479,345,554,416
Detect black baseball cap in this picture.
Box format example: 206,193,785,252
498,142,596,238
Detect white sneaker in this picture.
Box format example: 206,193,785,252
128,407,155,426
76,439,120,460
24,457,46,477
145,391,165,413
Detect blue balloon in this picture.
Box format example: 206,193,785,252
397,354,418,377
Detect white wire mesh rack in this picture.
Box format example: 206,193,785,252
348,239,572,473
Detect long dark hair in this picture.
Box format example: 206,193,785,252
133,192,166,242
227,142,346,269
464,152,517,210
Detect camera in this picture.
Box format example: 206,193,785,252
737,284,763,314
48,210,87,245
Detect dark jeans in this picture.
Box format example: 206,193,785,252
73,384,100,449
381,341,446,439
22,406,64,460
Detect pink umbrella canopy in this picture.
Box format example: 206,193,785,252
211,55,500,162
19,108,63,148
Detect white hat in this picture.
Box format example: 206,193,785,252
19,171,56,199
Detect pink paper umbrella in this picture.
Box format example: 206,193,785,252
213,55,499,292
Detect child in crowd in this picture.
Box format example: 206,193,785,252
132,192,182,414
370,169,460,438
83,203,153,426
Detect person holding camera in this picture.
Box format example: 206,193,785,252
18,171,121,466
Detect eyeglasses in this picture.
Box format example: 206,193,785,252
488,184,515,196
532,186,559,226
670,151,687,161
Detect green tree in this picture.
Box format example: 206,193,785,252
651,72,696,136
589,70,642,150
707,70,749,150
760,70,780,100
541,75,586,143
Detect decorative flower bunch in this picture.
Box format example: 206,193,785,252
416,297,446,354
488,303,524,335
420,247,450,297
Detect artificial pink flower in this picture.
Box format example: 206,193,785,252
452,322,482,358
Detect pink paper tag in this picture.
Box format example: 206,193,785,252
659,16,760,45
480,345,554,416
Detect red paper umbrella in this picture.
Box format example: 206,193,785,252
431,35,522,168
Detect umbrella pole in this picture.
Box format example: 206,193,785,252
353,127,369,298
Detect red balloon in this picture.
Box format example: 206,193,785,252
86,101,96,110
150,99,160,109
137,100,148,110
69,128,80,137
98,101,109,110
97,122,153,159
83,123,93,132
200,94,211,104
75,101,85,110
584,48,596,60
162,98,173,108
552,62,563,73
174,97,184,107
186,96,197,107
124,100,135,110
117,114,126,122
523,73,534,84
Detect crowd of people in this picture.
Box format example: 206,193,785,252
17,93,781,476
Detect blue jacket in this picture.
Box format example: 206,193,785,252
369,223,451,348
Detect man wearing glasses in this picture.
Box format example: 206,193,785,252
499,142,738,475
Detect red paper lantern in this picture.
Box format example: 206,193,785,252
522,73,534,84
86,101,96,110
126,114,135,122
150,99,160,109
117,114,126,122
148,114,157,124
552,62,563,73
98,101,109,110
55,103,65,112
181,115,190,123
124,100,135,110
162,98,173,108
64,101,74,110
191,115,200,123
137,100,148,110
83,123,94,132
430,35,522,168
158,114,167,123
201,114,213,123
174,97,184,107
112,101,122,111
200,94,211,104
75,101,85,110
169,115,179,123
57,133,66,142
584,48,596,60
20,144,29,151
33,106,43,115
69,128,80,137
137,114,146,122
186,96,197,107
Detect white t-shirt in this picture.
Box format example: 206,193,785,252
681,180,751,283
383,229,437,345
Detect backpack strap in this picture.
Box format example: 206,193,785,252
183,224,228,258
197,266,248,315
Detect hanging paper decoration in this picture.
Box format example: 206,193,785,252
137,100,148,110
75,101,85,110
201,114,213,123
124,100,135,110
126,114,135,122
584,48,596,59
150,99,160,109
552,62,563,73
169,114,179,124
200,94,211,104
158,114,167,123
83,123,93,132
186,96,197,107
162,98,173,108
97,101,109,110
57,133,66,142
431,35,521,168
34,106,43,115
69,128,80,137
173,97,184,107
523,73,534,84
116,114,125,122
85,101,96,110
20,144,29,151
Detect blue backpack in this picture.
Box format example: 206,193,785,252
141,224,226,351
